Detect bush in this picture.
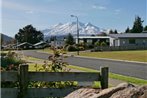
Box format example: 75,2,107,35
1,51,24,70
101,41,107,46
79,46,85,51
66,45,77,51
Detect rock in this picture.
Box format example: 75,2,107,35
93,83,133,98
65,83,147,98
64,87,101,98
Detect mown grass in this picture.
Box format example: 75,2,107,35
37,48,54,54
68,65,147,85
37,49,147,62
77,50,147,62
26,56,147,86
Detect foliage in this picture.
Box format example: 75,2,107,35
30,47,75,88
94,41,100,47
65,33,75,45
109,29,118,34
131,16,144,33
50,36,56,41
66,45,77,51
114,29,118,34
144,25,147,31
109,29,114,34
1,51,24,88
78,42,86,50
15,25,44,44
1,51,24,70
100,41,107,46
125,27,131,33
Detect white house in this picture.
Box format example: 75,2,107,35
109,33,147,46
74,36,111,46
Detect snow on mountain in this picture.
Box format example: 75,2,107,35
42,22,106,37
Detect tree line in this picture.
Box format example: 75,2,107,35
13,16,146,45
109,16,147,34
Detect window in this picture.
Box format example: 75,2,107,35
129,39,136,44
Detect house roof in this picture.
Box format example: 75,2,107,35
34,41,46,46
109,33,147,38
17,42,33,47
74,36,110,39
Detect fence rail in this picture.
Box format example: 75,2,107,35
1,64,109,98
93,45,147,51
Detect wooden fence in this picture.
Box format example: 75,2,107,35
1,64,109,98
93,45,147,51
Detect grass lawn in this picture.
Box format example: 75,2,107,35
37,48,147,62
77,50,147,62
25,56,147,86
68,65,147,85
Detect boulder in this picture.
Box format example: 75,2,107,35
65,83,147,98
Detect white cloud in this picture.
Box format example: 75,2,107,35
92,5,107,10
25,10,34,14
114,9,121,14
3,1,31,11
2,1,62,15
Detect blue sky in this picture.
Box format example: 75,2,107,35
1,0,147,37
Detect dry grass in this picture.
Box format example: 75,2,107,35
78,50,147,62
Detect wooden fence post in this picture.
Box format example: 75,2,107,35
100,67,109,89
17,64,28,98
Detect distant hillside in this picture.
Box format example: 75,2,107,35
1,33,14,44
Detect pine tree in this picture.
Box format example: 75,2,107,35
114,29,118,34
109,29,114,34
65,33,75,45
125,27,130,33
131,16,143,33
144,25,147,31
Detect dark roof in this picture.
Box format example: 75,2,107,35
109,33,147,38
17,42,33,47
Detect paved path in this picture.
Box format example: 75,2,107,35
20,50,147,80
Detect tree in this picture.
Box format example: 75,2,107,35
50,36,56,41
125,27,130,33
114,29,118,34
131,16,144,33
144,25,147,31
109,29,114,34
15,25,44,44
65,33,75,45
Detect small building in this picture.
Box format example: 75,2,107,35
17,42,34,49
75,36,111,46
109,33,147,46
34,41,47,49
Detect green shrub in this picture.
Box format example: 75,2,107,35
66,45,77,51
1,51,24,70
101,41,107,46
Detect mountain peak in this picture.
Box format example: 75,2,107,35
85,22,93,26
42,22,106,37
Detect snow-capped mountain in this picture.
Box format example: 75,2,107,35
42,22,106,37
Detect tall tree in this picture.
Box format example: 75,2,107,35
65,33,75,45
144,25,147,31
109,29,114,34
114,29,118,34
15,25,44,44
125,27,130,33
131,16,144,33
